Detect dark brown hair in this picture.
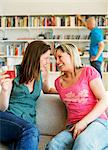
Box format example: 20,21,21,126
19,40,51,84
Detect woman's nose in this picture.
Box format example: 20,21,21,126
56,58,59,65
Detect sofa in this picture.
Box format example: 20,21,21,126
1,92,108,150
0,94,67,150
36,92,108,150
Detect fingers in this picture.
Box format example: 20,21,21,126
69,126,74,132
0,78,11,85
73,129,78,139
0,73,12,90
69,126,81,140
73,129,81,139
69,126,77,139
69,127,77,139
0,72,10,79
0,78,12,91
0,73,10,80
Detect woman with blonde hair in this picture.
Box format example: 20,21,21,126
45,43,108,150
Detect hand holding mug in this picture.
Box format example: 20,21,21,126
0,72,12,92
5,70,16,79
0,66,16,91
1,66,16,79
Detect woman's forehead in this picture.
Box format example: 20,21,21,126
44,50,50,55
55,49,63,55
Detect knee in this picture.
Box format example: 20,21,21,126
74,133,94,149
45,131,73,150
29,125,40,137
45,138,59,150
75,134,87,145
23,123,40,139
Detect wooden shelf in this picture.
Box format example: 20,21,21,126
0,14,107,76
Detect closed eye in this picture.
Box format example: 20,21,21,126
55,56,57,60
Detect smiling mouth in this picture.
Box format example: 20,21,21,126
58,64,63,69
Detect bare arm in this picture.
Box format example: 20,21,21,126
91,41,104,61
0,73,12,111
41,69,58,94
40,55,58,94
42,77,58,94
81,77,107,124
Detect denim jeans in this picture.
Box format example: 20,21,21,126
45,118,108,150
0,111,40,150
90,61,102,78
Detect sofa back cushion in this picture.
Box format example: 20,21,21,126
36,94,67,136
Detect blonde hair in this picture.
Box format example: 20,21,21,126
56,43,82,68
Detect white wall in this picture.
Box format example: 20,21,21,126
0,0,107,15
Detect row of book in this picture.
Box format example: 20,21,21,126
0,15,106,28
0,53,108,72
2,42,108,57
5,43,28,56
37,31,90,40
0,55,59,72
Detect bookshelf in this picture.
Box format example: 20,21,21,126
0,14,108,74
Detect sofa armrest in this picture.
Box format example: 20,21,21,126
36,94,67,136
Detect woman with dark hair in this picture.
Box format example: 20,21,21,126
0,40,56,150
